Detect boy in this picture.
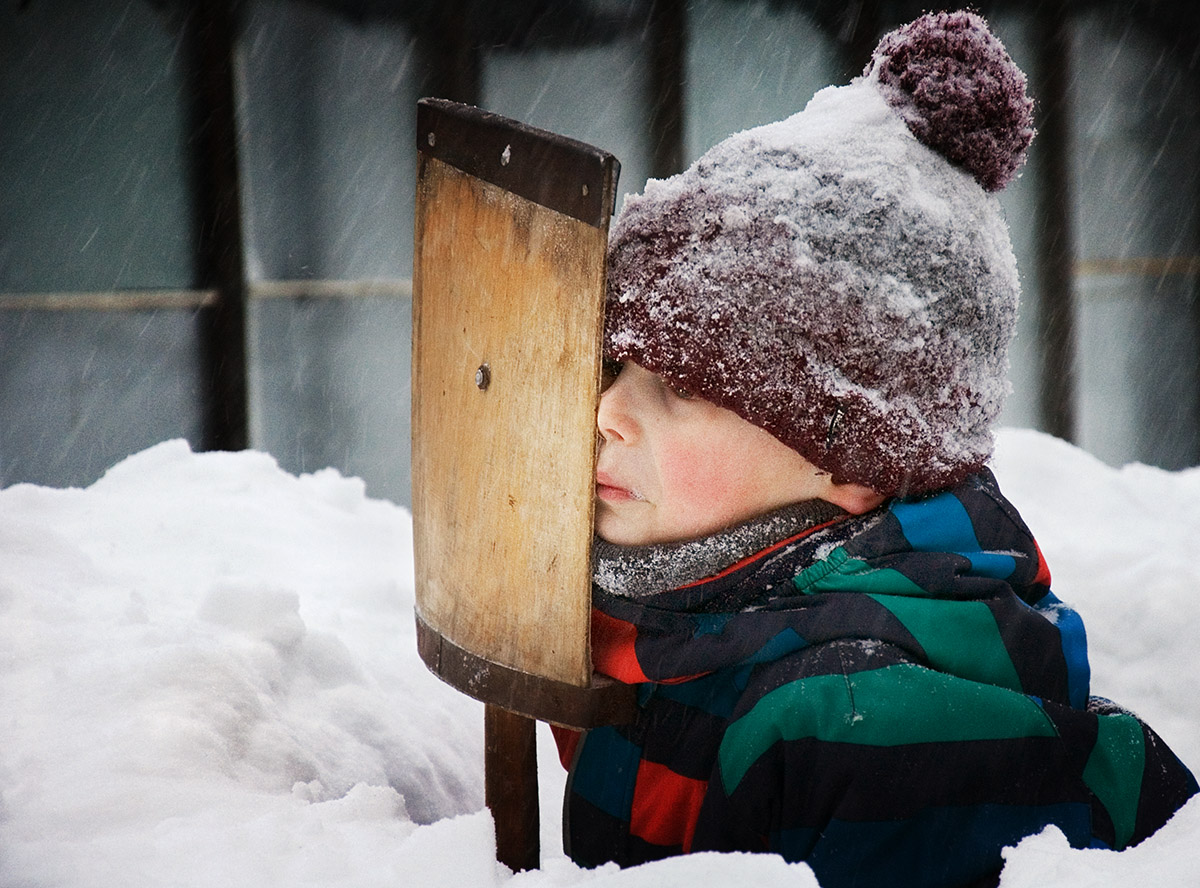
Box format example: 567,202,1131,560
555,11,1197,888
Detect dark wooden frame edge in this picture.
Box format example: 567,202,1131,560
416,98,620,229
415,610,636,728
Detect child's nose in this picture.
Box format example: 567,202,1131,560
597,374,637,444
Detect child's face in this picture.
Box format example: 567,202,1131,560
595,362,868,546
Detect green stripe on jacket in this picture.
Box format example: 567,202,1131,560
794,546,1026,693
719,663,1059,794
1082,713,1146,849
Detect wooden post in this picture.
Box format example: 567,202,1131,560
485,705,540,872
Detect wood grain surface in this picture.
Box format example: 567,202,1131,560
412,154,605,688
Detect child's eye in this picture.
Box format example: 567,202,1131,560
600,359,623,392
671,384,694,400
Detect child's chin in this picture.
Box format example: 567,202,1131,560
594,512,648,547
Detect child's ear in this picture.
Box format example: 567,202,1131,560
823,481,887,516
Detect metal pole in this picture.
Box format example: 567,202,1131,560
837,0,883,81
187,0,250,452
648,0,686,179
1032,1,1078,443
424,0,481,106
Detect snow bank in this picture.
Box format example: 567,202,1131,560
0,431,1196,886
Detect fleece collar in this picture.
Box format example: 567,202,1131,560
592,499,846,600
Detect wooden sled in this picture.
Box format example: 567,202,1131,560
412,98,636,871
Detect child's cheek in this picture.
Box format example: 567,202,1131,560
658,440,747,517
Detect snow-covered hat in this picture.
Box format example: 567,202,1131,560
604,10,1035,497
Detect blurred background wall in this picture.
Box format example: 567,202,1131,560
2,0,1198,506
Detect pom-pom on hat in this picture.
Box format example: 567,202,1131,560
604,10,1034,497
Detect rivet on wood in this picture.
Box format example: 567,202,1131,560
581,183,589,197
427,131,436,147
475,364,491,390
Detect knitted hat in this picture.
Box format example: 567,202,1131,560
604,10,1035,497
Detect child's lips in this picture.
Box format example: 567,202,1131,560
596,471,642,502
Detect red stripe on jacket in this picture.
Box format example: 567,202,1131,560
592,608,649,683
630,759,708,851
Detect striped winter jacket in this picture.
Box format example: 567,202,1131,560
556,470,1197,887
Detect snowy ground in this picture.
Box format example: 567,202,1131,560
1,428,1197,887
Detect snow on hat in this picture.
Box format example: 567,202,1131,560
604,10,1035,497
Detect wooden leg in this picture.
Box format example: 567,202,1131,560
485,704,540,871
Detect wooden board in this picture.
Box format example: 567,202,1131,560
412,100,617,691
